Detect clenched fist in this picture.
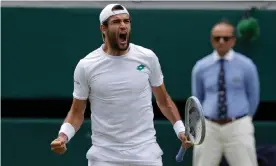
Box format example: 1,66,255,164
50,133,68,155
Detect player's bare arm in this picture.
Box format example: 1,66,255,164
152,83,192,149
152,83,181,124
63,98,87,134
50,98,87,154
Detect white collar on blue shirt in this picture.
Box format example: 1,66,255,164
213,49,234,61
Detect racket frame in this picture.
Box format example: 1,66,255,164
185,96,206,145
175,96,206,162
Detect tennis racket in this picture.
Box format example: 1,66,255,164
175,96,206,162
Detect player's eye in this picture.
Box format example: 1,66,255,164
112,20,121,24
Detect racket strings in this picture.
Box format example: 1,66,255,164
188,106,203,144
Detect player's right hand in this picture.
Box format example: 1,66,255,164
50,134,68,155
179,132,193,149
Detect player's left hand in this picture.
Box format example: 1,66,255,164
179,132,193,149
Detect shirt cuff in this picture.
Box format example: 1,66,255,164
73,93,88,100
150,76,164,87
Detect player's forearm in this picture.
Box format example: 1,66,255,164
63,109,84,132
157,97,181,125
158,98,185,138
58,109,84,142
59,99,87,142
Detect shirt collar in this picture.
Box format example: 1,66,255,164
213,49,234,61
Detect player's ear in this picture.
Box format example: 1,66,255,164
100,24,106,34
100,25,107,42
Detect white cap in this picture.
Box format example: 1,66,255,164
99,4,129,24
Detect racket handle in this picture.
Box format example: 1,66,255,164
175,146,187,162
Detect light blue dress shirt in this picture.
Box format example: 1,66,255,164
192,49,260,119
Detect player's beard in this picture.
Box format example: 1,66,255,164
107,30,130,51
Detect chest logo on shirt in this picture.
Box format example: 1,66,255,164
232,76,241,83
137,64,145,71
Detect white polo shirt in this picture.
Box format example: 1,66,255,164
73,43,164,154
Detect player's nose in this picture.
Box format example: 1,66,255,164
119,22,127,29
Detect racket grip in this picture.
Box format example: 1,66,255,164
175,146,186,162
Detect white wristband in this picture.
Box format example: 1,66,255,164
59,122,76,142
173,120,185,138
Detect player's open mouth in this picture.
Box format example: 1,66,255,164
119,33,127,44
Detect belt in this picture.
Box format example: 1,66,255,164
204,114,247,125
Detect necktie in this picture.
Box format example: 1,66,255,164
218,59,227,119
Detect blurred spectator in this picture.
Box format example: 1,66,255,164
191,20,260,166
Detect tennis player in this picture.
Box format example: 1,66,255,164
50,4,191,166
